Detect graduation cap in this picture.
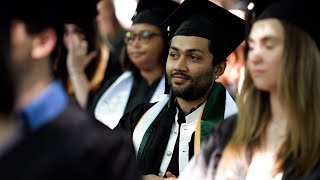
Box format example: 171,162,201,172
163,0,246,64
255,0,320,49
10,0,97,30
64,0,98,25
11,0,63,29
132,0,179,30
247,0,279,20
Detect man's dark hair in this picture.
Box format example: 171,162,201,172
208,40,226,66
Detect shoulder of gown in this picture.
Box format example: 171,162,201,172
0,102,141,180
117,102,156,133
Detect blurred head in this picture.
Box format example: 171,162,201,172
125,23,165,71
247,18,284,92
10,19,59,80
63,24,86,48
96,0,118,39
63,23,95,52
219,0,320,178
8,0,74,81
121,0,179,72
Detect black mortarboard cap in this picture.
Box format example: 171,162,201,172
12,0,65,28
64,0,98,25
256,0,320,49
247,0,279,20
163,0,246,63
132,0,179,30
11,0,97,29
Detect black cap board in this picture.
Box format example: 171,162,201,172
132,0,179,30
256,0,320,49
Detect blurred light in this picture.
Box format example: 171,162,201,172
113,0,137,29
247,2,255,10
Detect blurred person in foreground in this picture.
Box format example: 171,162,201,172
0,1,140,179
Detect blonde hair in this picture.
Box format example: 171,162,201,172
219,20,320,177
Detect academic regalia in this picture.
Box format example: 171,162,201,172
119,0,246,177
3,80,140,180
120,82,238,177
88,71,166,129
179,115,320,180
88,71,164,113
0,102,140,180
2,1,141,179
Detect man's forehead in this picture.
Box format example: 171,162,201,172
170,36,210,52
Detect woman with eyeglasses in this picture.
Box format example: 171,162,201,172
87,0,179,129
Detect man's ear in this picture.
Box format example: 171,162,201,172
213,61,227,80
31,28,57,60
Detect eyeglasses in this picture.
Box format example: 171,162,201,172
124,30,161,45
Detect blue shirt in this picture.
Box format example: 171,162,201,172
17,81,68,131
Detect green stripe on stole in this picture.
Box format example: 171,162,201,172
137,82,227,158
138,127,152,159
200,82,226,143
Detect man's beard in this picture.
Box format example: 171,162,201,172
168,69,214,101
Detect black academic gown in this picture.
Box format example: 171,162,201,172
119,102,193,177
0,103,141,180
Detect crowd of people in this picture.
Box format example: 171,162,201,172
0,0,319,179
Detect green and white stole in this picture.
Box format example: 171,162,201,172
94,71,166,129
132,82,237,176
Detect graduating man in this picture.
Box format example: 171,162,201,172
0,0,140,179
120,0,245,178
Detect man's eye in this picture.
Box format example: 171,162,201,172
190,55,200,60
169,52,178,58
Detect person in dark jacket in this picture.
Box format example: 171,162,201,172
0,1,140,179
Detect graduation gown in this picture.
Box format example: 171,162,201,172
179,115,320,180
0,103,141,180
119,82,237,177
88,71,165,129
